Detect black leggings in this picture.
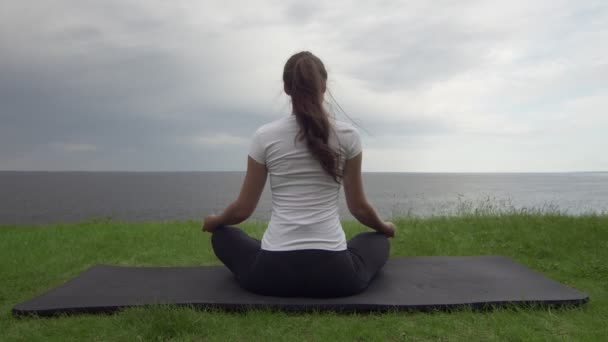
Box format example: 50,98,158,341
211,225,390,298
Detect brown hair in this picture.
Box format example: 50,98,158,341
283,51,342,183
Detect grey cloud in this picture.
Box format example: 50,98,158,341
339,21,498,91
1,0,606,171
0,1,270,170
282,1,321,26
323,95,452,137
49,26,105,43
361,117,453,138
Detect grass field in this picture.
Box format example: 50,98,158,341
1,213,607,341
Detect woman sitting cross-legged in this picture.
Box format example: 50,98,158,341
202,51,396,298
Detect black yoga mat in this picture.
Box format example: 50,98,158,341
13,256,588,316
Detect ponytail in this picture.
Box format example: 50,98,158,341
283,51,342,183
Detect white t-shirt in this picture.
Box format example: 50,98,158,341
248,115,362,251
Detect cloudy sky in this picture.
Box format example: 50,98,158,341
1,0,606,172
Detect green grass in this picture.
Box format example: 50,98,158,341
1,214,607,341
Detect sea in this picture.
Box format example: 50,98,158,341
1,171,607,225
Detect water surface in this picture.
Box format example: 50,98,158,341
1,171,606,224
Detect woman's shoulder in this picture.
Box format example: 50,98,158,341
332,119,360,137
252,116,296,141
257,116,293,131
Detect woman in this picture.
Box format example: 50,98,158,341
202,51,396,297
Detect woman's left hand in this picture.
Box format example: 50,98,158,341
202,214,222,233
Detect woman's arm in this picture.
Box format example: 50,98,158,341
203,157,267,232
342,152,395,237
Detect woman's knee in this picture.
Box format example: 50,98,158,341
348,231,390,273
211,225,261,265
211,225,239,252
349,231,390,250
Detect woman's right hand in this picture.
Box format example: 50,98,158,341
382,221,396,238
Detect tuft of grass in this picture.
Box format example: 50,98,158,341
1,214,607,341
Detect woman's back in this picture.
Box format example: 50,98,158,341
249,115,361,251
205,51,392,298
